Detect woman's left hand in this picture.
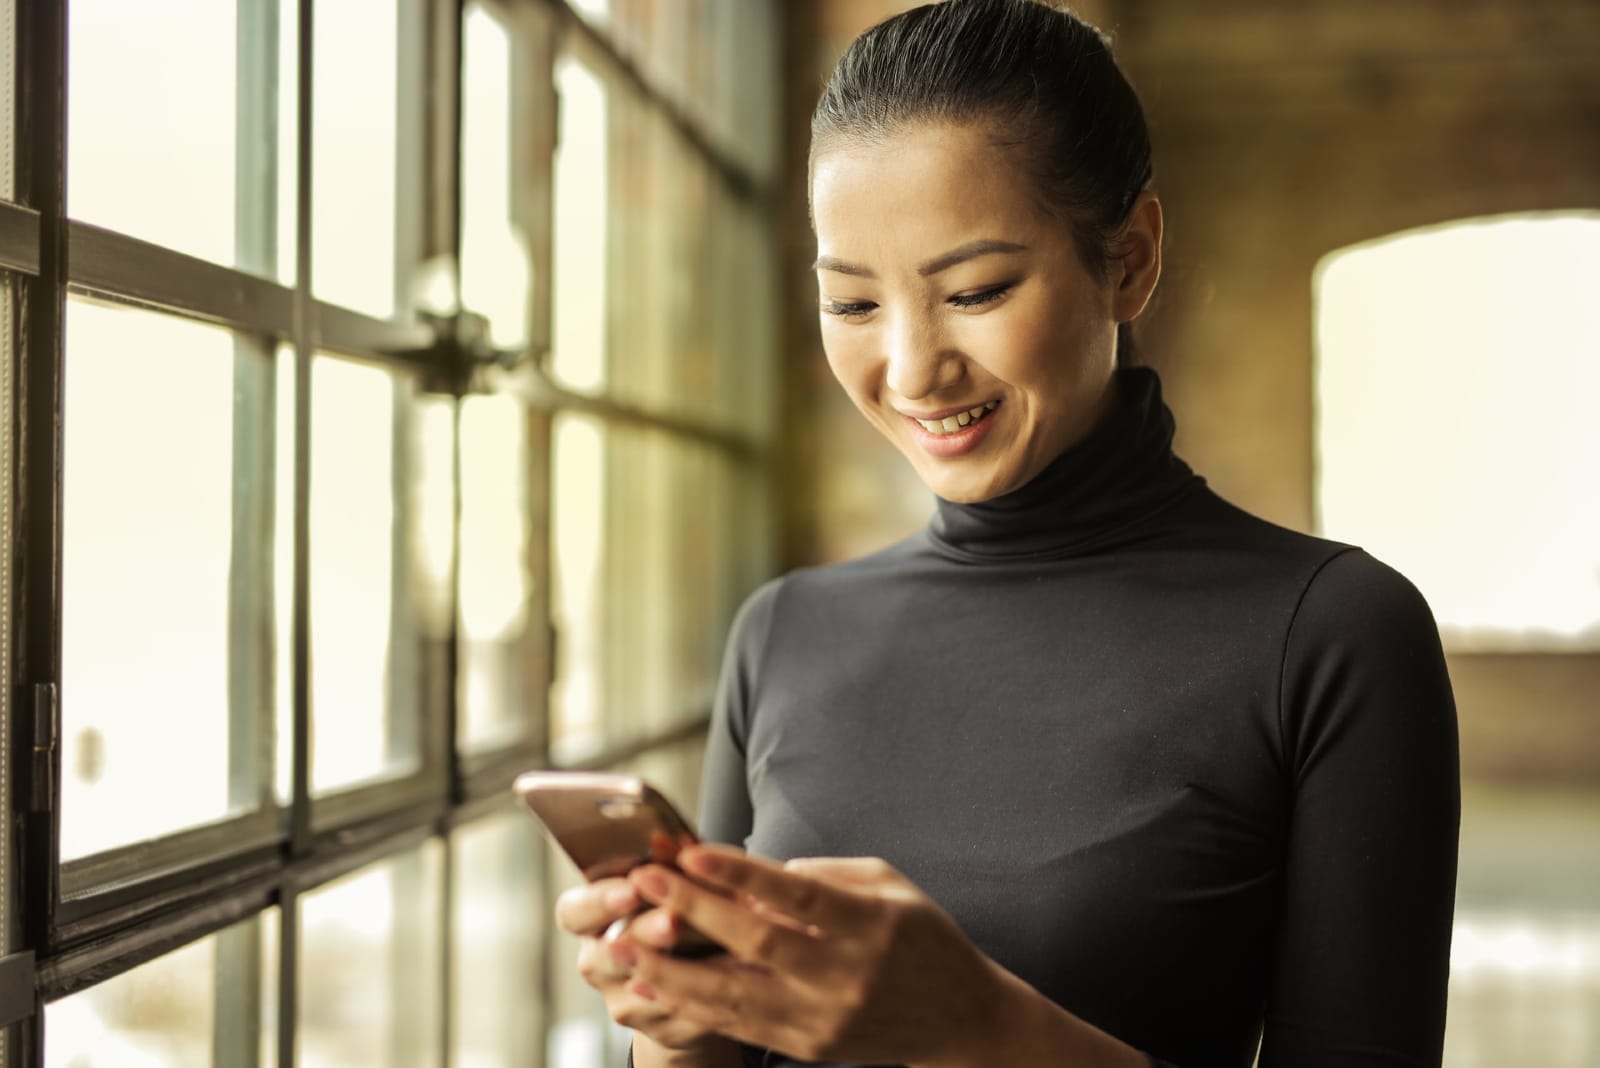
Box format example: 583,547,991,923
622,843,1006,1068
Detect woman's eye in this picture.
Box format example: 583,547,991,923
822,299,877,319
950,283,1014,309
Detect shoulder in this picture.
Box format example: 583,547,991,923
1278,546,1456,778
1290,547,1440,655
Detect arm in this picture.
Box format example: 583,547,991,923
1262,550,1460,1065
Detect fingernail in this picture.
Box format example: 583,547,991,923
639,910,675,944
632,867,668,898
604,884,637,912
610,941,637,969
681,849,719,877
631,979,657,1001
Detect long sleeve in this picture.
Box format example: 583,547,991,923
698,577,783,848
1260,549,1460,1066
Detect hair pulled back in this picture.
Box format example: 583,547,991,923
810,0,1155,364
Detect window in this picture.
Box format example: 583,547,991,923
1313,212,1600,651
3,2,779,1066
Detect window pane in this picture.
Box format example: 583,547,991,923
550,416,751,761
46,911,279,1068
452,809,544,1068
309,356,425,794
299,842,443,1068
61,299,280,861
459,395,535,753
1315,213,1600,650
461,2,529,351
549,58,609,394
67,0,297,281
313,0,399,317
548,66,773,439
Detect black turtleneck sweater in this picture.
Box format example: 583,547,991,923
691,367,1459,1068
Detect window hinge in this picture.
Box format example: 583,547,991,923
0,951,35,1028
26,683,58,815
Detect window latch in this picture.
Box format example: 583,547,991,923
418,309,528,395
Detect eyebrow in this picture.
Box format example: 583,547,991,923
812,239,1029,279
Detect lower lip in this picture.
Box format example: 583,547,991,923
905,407,1000,458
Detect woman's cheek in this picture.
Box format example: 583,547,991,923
821,328,876,399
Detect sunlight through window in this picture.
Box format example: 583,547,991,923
1314,213,1600,651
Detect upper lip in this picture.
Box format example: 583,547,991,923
897,399,1000,421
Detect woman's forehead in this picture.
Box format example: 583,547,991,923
811,124,1054,264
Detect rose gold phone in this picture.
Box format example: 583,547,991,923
513,770,699,881
516,770,723,957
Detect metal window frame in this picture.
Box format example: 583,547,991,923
6,0,781,1064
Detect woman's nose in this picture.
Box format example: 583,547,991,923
883,312,963,400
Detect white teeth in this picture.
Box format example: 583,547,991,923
913,402,999,435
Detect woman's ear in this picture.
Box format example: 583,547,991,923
1111,192,1163,323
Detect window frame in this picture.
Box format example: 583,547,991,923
5,0,779,1064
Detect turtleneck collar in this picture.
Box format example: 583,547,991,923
926,366,1202,562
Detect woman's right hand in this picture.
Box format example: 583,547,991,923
555,877,729,1053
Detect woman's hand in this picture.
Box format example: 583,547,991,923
622,844,1008,1068
553,876,738,1053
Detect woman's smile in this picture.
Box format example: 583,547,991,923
900,399,1002,457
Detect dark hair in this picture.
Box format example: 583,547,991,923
810,0,1154,365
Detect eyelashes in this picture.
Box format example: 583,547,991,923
821,299,877,319
821,282,1016,320
949,283,1014,309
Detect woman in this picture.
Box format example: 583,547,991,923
556,1,1460,1065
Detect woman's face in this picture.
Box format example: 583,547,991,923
810,122,1159,504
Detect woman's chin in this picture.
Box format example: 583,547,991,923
916,461,1017,505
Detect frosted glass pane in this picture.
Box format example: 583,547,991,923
451,811,543,1068
461,3,529,350
1314,213,1600,650
312,0,398,317
458,394,533,752
309,356,404,793
61,300,275,860
299,843,442,1068
550,60,609,393
47,913,278,1068
68,0,297,281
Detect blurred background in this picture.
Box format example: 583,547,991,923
3,1,1595,1067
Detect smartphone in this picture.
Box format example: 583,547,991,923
515,770,723,957
514,770,699,881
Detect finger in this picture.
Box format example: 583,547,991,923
630,865,827,972
784,855,901,889
577,936,639,989
556,879,640,936
677,845,876,928
630,949,815,1057
630,947,775,1031
627,906,682,951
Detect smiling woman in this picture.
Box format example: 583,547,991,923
554,2,1460,1067
810,122,1160,504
